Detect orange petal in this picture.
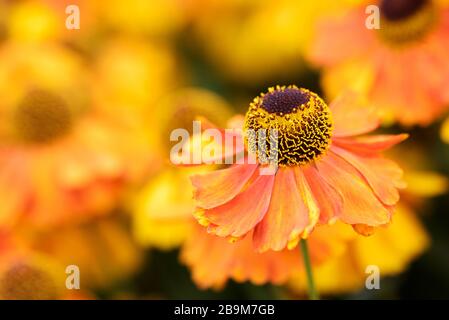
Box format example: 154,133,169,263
333,134,408,156
315,152,391,226
292,168,320,241
181,225,301,289
303,165,343,224
191,163,258,209
202,173,275,238
331,146,403,206
253,168,309,252
330,91,379,137
352,224,377,236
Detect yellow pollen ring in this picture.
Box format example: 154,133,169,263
243,85,333,167
378,2,437,45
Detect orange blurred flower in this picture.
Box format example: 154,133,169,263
24,215,143,290
309,0,449,126
0,231,93,299
181,222,353,290
0,43,152,229
192,85,407,252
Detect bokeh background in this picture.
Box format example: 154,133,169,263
0,0,449,299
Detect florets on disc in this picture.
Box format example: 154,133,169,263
244,85,333,167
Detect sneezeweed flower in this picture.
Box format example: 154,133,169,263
191,85,407,252
181,222,354,290
289,146,444,295
309,0,449,126
0,43,152,229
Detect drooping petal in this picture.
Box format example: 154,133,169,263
315,152,391,226
303,165,343,224
253,168,309,252
332,134,408,156
191,163,258,209
329,91,379,137
200,173,275,238
331,146,404,205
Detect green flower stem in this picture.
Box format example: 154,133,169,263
300,239,319,300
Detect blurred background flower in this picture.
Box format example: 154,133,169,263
0,0,448,300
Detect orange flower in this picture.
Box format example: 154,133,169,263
181,222,354,290
309,0,449,126
0,231,94,299
0,43,152,229
191,85,407,252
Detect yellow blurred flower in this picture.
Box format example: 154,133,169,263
92,37,182,149
133,169,197,250
191,0,356,85
96,0,187,37
131,88,233,250
0,42,152,229
5,0,97,46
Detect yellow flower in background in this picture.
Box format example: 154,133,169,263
191,0,358,85
133,169,198,251
8,0,60,43
92,37,182,148
439,116,449,144
96,0,187,37
0,42,152,229
5,0,97,46
131,88,233,250
309,0,449,126
289,145,446,295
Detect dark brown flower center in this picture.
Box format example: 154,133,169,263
378,0,436,45
381,0,428,21
0,263,58,300
261,87,310,115
13,89,73,144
